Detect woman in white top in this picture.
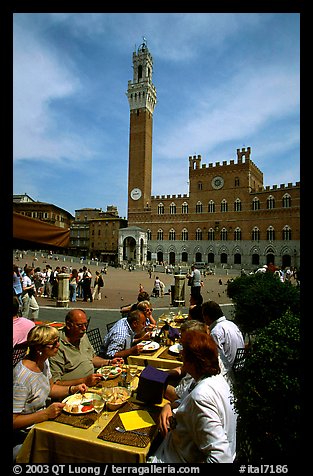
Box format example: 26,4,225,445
149,330,237,463
13,325,87,460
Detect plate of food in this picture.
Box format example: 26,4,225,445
96,366,122,379
62,392,101,414
169,343,183,355
141,341,160,352
174,315,188,323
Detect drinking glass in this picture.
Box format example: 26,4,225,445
120,364,128,387
92,398,105,432
129,364,138,391
101,388,112,419
101,366,111,383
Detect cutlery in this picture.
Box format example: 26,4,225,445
115,426,148,436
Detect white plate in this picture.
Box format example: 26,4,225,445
142,341,160,352
96,366,122,379
169,343,183,354
62,392,101,414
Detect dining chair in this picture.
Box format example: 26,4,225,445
232,347,246,373
13,342,29,367
86,328,103,355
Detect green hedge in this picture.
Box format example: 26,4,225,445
232,310,300,462
227,272,300,335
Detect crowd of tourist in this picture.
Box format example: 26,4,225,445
13,259,297,464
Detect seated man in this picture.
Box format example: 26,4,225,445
99,310,149,360
202,300,244,382
49,309,123,387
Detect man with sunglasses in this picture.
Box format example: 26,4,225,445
49,309,123,387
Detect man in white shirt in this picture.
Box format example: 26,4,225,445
202,300,244,377
187,265,202,299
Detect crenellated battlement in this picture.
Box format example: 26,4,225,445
188,147,262,176
257,181,300,192
151,193,188,201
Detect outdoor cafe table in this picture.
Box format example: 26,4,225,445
16,371,168,464
128,345,183,369
128,314,184,369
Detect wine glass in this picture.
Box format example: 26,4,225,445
129,364,138,379
129,364,138,391
92,398,105,432
101,388,112,419
101,366,111,383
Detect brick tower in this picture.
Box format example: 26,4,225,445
127,40,157,224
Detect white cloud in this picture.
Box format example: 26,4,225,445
155,64,299,161
13,23,88,162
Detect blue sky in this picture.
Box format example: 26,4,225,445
13,13,300,219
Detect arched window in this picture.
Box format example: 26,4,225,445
234,253,241,264
221,199,228,212
158,203,164,215
235,177,240,187
157,229,163,241
147,229,152,240
208,253,214,263
208,200,215,213
198,181,203,191
138,65,143,80
181,228,188,241
182,202,188,214
221,253,228,264
182,252,188,263
252,254,259,265
234,227,242,241
252,197,260,210
282,225,292,240
220,228,228,240
196,201,203,213
267,226,275,241
196,228,202,241
252,227,260,241
169,228,176,240
282,193,291,208
208,228,215,241
234,198,242,212
169,202,176,214
267,195,275,209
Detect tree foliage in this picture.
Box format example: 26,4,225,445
232,310,301,462
227,272,300,335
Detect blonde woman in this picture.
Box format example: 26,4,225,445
136,300,157,328
13,325,87,460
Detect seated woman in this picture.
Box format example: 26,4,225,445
13,325,87,461
136,300,157,331
164,320,208,402
149,330,237,463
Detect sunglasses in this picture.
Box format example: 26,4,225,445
45,337,60,348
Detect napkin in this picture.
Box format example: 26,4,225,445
119,410,155,431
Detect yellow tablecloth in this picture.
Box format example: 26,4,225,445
16,376,168,464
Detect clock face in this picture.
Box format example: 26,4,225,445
130,188,142,200
211,176,224,190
